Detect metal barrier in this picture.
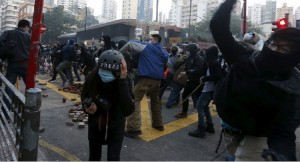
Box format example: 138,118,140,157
0,73,41,161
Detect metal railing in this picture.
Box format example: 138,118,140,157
0,72,25,161
0,72,41,161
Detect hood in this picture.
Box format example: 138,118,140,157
100,35,112,49
255,28,300,75
68,39,75,46
205,46,219,63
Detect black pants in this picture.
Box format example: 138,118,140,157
181,80,202,113
267,120,300,160
89,140,123,161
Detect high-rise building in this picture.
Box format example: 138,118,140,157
276,3,294,27
169,0,182,27
296,7,300,20
248,4,262,25
137,0,153,22
57,0,87,13
19,1,52,24
180,0,208,28
122,0,138,19
261,0,276,23
206,0,218,16
0,0,24,31
101,0,117,23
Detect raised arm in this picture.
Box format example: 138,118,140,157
119,41,146,56
210,0,248,65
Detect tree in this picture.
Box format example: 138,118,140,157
76,7,99,29
42,6,79,43
191,13,263,42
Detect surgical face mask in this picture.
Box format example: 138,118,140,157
98,69,116,83
100,41,105,46
77,50,81,55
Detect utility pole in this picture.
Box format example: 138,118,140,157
156,0,159,22
242,0,247,36
85,6,87,30
188,0,192,40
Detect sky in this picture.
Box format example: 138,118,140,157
84,0,300,18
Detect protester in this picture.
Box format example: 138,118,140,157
120,34,169,138
81,49,134,161
0,19,30,117
188,46,223,138
56,39,75,87
211,0,300,160
174,43,204,118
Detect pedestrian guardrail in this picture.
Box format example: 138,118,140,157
0,72,42,161
0,72,25,161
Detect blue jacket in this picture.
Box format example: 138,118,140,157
60,40,75,61
120,41,169,80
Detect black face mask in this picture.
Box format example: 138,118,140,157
171,50,177,55
255,45,300,75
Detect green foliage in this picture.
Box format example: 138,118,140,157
42,6,99,43
76,7,99,28
42,6,79,43
191,13,263,42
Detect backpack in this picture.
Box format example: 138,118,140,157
0,40,16,60
213,56,282,136
70,47,79,62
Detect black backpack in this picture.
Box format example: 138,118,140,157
213,56,282,136
0,40,16,60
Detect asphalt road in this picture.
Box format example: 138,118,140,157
16,73,300,161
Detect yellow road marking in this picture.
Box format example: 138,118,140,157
39,139,81,161
36,79,81,102
140,97,217,142
37,78,217,142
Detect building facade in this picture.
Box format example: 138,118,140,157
261,0,276,23
276,3,294,27
181,0,208,28
248,4,262,25
137,0,153,21
169,0,182,27
19,1,52,24
101,0,117,23
57,0,87,13
122,0,138,19
0,0,24,31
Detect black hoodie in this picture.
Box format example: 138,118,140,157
210,0,300,160
97,35,113,57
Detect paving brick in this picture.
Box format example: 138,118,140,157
66,121,75,126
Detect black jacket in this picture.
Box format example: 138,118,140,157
184,53,204,81
0,28,30,63
81,69,134,143
210,0,300,137
201,60,223,84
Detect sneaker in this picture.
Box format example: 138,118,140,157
62,80,70,87
225,155,235,161
188,129,205,138
48,79,56,82
152,125,164,131
165,104,172,109
205,125,215,133
125,130,142,138
175,112,187,118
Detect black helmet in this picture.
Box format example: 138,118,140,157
98,50,124,71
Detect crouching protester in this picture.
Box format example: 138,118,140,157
81,50,134,161
210,0,300,160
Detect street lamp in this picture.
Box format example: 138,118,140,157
156,0,159,22
188,0,192,40
85,5,87,30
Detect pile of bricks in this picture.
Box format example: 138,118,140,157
66,103,88,128
62,83,82,94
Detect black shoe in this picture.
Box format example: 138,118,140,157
152,125,164,131
175,112,187,118
125,130,142,138
165,104,172,109
48,79,56,82
205,125,215,133
188,129,205,138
